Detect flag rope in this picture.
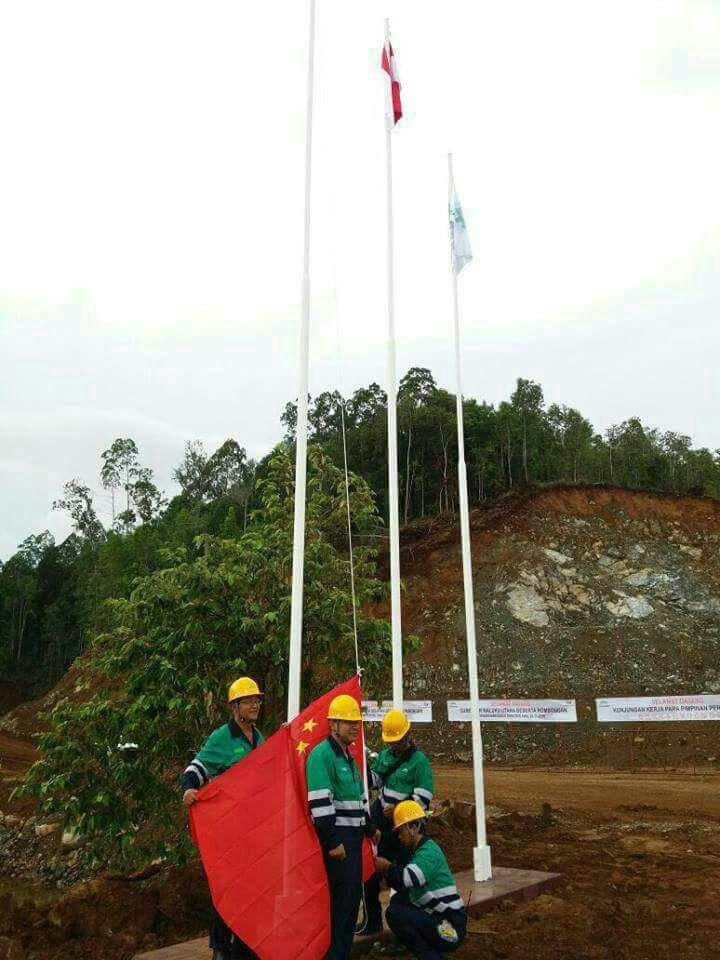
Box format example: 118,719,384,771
340,396,361,676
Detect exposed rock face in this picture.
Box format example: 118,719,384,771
396,486,720,760
605,593,654,620
507,585,549,627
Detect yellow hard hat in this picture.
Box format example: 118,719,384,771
227,677,263,702
327,694,362,722
382,708,411,743
393,800,426,831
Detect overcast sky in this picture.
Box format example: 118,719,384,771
2,0,719,560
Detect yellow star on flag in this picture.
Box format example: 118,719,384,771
295,739,309,755
302,717,318,733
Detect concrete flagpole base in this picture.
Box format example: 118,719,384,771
473,843,492,881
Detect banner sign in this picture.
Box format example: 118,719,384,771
362,701,433,722
361,701,385,722
447,699,577,723
382,700,433,723
596,695,720,723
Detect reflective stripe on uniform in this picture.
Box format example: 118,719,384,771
403,863,426,888
413,787,433,803
335,815,366,827
415,885,464,914
382,786,408,802
183,760,209,786
308,789,332,801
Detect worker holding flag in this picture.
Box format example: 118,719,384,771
306,694,379,960
181,676,265,960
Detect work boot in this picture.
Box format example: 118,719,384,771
211,950,230,960
356,919,384,937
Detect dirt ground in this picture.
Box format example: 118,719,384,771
2,757,720,959
422,765,720,960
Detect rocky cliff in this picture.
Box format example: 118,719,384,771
372,486,720,765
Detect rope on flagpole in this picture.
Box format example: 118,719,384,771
340,399,361,677
327,192,361,678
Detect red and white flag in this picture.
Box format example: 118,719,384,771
381,40,402,127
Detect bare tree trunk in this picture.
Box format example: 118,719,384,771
506,425,513,487
609,444,614,483
404,419,413,523
522,415,529,483
16,600,29,661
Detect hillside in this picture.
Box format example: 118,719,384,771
379,485,720,765
4,484,719,764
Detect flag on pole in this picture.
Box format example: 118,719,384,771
189,676,373,960
449,182,473,274
381,41,402,127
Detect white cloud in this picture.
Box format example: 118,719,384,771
1,0,719,558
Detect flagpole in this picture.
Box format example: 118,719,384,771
448,153,491,881
384,18,403,710
287,0,317,722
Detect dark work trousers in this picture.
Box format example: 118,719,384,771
385,898,466,960
361,799,417,932
209,904,258,959
323,833,363,960
361,800,402,930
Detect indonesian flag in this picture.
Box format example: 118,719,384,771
190,676,375,960
382,40,402,127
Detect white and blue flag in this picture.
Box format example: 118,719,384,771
449,183,473,274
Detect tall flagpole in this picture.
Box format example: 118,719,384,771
287,0,317,721
384,18,403,709
448,153,492,881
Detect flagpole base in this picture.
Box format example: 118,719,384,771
473,845,492,882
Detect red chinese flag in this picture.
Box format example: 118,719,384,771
189,676,374,960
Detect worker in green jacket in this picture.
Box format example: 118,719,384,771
358,708,434,936
375,800,467,959
306,694,378,960
181,676,265,960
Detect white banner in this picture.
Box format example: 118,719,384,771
447,699,577,723
381,700,433,723
596,695,720,723
362,700,433,722
361,700,385,722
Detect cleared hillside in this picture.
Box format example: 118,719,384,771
369,485,720,765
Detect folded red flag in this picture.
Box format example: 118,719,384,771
190,675,374,960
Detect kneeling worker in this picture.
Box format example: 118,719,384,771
360,708,434,935
306,694,378,960
375,801,467,960
181,676,264,960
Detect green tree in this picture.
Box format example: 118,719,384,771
21,446,390,868
52,480,105,543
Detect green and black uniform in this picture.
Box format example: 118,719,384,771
370,745,434,814
385,837,467,959
360,744,434,933
307,735,371,960
181,719,263,790
182,719,264,959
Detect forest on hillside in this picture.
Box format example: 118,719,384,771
2,369,719,690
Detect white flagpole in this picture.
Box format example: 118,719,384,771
287,0,317,722
448,153,491,881
384,18,403,710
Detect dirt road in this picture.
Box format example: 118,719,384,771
436,764,720,820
